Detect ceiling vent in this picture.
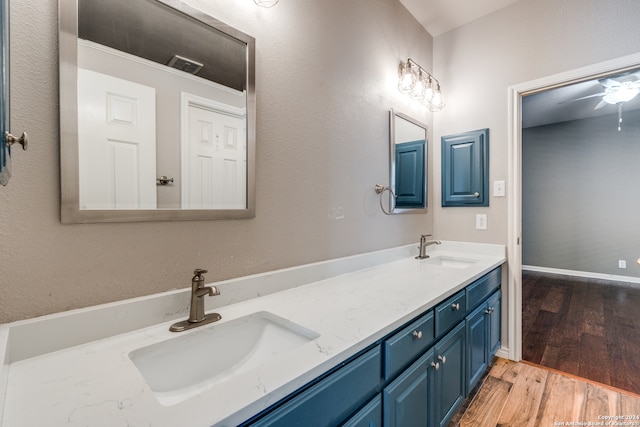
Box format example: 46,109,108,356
167,55,203,75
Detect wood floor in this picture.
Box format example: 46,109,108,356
451,358,640,427
522,271,640,395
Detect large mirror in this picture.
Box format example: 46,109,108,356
59,0,255,223
389,109,428,213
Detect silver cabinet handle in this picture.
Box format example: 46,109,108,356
485,309,492,314
412,330,423,340
431,361,440,371
451,303,460,311
6,132,28,150
438,355,447,364
474,192,480,198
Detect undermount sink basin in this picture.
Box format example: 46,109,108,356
129,311,320,405
424,255,479,269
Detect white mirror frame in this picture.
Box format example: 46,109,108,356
59,0,256,223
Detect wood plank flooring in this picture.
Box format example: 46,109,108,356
451,358,640,427
522,271,640,395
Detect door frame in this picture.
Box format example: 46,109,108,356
507,52,640,362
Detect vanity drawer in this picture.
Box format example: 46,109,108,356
383,310,435,379
466,266,501,311
435,290,466,337
247,346,381,427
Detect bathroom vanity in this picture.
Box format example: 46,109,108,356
0,241,505,426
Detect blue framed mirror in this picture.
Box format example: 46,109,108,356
0,0,9,185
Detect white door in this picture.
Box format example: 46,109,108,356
77,69,157,209
182,96,246,209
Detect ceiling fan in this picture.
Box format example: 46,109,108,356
562,74,640,130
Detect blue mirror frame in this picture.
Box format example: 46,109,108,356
0,0,9,185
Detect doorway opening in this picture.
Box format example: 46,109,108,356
507,52,640,394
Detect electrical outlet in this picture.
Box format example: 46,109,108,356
619,260,627,269
476,214,487,230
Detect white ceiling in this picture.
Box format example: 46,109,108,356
399,0,520,36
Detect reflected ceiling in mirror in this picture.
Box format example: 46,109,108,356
59,0,255,223
389,109,428,214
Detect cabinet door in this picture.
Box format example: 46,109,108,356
383,348,435,427
433,322,466,427
441,128,489,207
247,347,381,427
342,395,382,427
487,290,502,356
466,303,489,392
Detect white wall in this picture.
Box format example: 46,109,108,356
1,0,436,323
432,0,640,244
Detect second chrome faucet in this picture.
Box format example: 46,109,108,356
170,268,221,332
416,234,441,259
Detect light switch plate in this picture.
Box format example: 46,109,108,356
494,180,505,197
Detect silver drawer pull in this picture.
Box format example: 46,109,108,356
412,330,423,340
474,192,480,198
451,303,460,311
438,355,447,364
485,309,492,315
431,361,440,371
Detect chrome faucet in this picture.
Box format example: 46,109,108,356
416,234,441,259
170,269,222,332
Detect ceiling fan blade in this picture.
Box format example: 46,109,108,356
594,99,609,110
558,92,606,104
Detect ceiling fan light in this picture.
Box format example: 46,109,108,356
603,86,640,104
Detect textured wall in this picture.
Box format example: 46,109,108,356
522,110,640,278
432,0,640,244
0,0,435,323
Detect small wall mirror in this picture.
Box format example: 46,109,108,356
59,0,255,223
389,109,428,213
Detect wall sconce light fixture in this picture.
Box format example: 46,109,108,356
254,0,279,7
398,58,446,112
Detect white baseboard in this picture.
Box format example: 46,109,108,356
495,347,511,360
522,265,640,285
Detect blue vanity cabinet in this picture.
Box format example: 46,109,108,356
383,347,436,427
245,346,381,427
441,128,489,207
466,289,502,392
342,395,382,427
244,266,503,427
433,322,467,427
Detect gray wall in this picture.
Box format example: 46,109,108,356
432,0,640,245
0,0,435,323
522,110,640,278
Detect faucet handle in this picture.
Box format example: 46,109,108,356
193,268,208,276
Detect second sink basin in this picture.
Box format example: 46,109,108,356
129,311,320,405
424,255,479,269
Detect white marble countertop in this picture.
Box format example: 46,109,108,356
0,241,505,427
